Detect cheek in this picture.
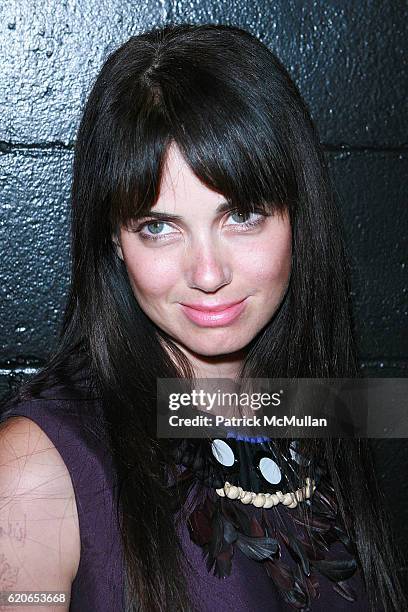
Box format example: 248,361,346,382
123,246,179,299
239,231,292,288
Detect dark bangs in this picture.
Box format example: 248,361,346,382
105,25,298,232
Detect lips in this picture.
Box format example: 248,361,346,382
180,299,246,312
179,298,248,327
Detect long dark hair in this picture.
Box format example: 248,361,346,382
5,23,406,611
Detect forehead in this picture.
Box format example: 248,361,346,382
155,143,225,214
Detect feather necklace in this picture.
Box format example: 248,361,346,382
167,435,361,610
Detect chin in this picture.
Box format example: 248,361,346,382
181,337,249,359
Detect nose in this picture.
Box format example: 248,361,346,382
185,236,232,293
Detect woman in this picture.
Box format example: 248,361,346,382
0,23,405,612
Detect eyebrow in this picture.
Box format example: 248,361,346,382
143,200,233,221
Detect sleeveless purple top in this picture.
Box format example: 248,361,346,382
0,386,370,611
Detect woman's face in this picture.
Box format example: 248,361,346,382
116,143,291,362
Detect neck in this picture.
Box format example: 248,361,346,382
172,341,246,380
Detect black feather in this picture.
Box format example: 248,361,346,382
235,532,279,560
311,558,357,582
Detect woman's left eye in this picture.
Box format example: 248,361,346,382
225,210,266,229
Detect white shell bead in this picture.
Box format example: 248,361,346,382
282,493,295,506
216,488,225,497
240,491,253,504
304,478,315,498
226,485,240,499
252,493,266,507
295,489,304,502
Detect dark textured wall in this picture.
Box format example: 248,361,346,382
1,0,407,588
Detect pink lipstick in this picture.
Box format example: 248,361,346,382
179,298,247,327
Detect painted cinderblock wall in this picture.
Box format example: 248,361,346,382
1,0,407,587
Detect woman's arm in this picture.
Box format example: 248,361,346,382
0,416,81,611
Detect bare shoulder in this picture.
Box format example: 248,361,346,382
0,415,81,611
